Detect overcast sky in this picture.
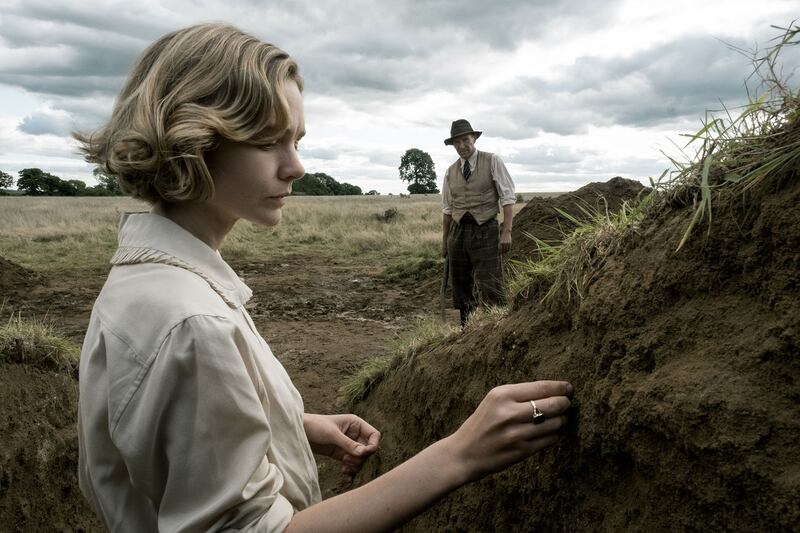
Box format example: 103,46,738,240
0,0,797,194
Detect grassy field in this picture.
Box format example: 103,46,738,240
0,194,543,274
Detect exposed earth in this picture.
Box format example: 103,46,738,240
354,178,800,531
508,176,648,263
1,176,797,531
0,248,444,531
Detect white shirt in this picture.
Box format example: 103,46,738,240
78,212,320,532
441,150,516,215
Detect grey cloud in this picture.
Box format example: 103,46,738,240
506,144,597,170
3,1,172,42
17,109,75,136
366,150,400,167
1,74,126,98
301,146,339,160
398,0,617,50
486,35,761,138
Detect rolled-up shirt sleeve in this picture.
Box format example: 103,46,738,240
491,154,516,206
441,171,453,215
112,314,293,532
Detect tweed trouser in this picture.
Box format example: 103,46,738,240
447,218,505,312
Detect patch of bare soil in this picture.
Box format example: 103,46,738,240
510,176,648,262
0,364,101,532
354,178,800,531
0,251,434,529
0,256,40,297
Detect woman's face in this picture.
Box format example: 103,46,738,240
204,82,305,227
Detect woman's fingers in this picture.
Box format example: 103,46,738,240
497,381,574,403
511,395,572,425
504,414,569,442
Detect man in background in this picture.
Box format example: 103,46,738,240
441,119,516,326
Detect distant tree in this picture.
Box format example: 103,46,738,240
335,182,362,195
365,190,379,196
0,170,13,189
66,179,88,196
292,172,362,196
399,148,438,194
94,168,125,195
17,168,63,195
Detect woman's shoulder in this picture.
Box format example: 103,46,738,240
91,262,237,348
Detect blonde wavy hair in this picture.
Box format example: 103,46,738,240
76,23,303,204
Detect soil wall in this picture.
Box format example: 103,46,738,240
355,178,800,531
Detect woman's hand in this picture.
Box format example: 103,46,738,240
445,380,573,483
303,413,381,483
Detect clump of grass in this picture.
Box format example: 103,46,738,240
383,251,441,283
654,22,800,250
464,304,510,328
339,318,459,407
508,197,651,305
509,23,799,305
0,311,80,374
372,207,402,223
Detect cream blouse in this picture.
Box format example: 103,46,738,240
78,212,320,532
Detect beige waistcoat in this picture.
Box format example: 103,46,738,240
446,150,499,224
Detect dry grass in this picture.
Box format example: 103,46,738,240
508,23,799,307
0,196,145,272
653,22,800,250
0,194,530,274
338,317,460,407
0,310,80,374
507,198,651,305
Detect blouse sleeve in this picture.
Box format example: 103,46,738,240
112,314,294,532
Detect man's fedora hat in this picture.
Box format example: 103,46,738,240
444,119,482,146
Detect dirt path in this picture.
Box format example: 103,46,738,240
3,252,444,500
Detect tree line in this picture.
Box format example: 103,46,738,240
0,168,123,196
2,147,439,197
0,169,364,197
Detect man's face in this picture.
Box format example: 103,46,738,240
452,133,476,160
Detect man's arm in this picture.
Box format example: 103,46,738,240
500,204,513,254
442,213,452,257
492,154,515,254
441,169,452,257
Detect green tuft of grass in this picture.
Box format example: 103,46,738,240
508,195,652,306
339,318,459,407
0,311,80,374
383,251,441,283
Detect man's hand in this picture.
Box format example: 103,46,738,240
303,413,381,483
499,229,512,254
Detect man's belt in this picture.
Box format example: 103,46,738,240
458,212,495,226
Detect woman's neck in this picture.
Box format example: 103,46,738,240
150,201,236,251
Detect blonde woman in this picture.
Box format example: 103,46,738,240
76,23,573,532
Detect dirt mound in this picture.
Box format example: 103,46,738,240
510,177,647,262
0,256,40,295
354,177,800,531
0,363,101,531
